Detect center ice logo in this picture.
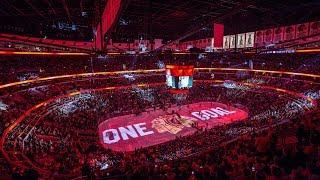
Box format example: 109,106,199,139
151,114,197,134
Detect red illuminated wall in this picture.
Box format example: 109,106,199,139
0,33,94,50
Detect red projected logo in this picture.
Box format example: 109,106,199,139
98,102,248,152
152,115,197,134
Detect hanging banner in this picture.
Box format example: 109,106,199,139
245,32,255,48
263,29,274,44
309,21,320,36
284,25,296,41
236,33,246,48
211,38,214,48
229,35,236,48
213,23,224,48
95,0,122,50
255,30,264,47
273,27,284,43
296,23,310,38
223,36,230,49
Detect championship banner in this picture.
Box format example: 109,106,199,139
245,32,255,48
223,36,230,49
255,30,264,47
284,25,296,41
296,23,310,38
213,23,224,48
98,102,248,151
236,33,246,48
309,21,320,36
273,27,284,43
263,29,274,44
211,38,214,48
229,35,236,48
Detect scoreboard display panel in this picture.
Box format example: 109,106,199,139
166,65,194,89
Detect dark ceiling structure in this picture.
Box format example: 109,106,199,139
0,0,319,42
0,0,98,41
114,0,320,42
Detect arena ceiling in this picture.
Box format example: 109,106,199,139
0,0,98,41
0,0,319,42
115,0,320,42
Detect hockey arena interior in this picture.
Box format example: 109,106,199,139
0,0,320,179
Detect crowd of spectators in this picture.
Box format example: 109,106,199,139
0,53,319,84
97,110,320,179
2,80,318,178
0,53,319,179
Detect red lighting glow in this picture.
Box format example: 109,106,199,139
0,51,89,56
98,102,248,151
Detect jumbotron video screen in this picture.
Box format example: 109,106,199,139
166,65,194,89
166,75,193,89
